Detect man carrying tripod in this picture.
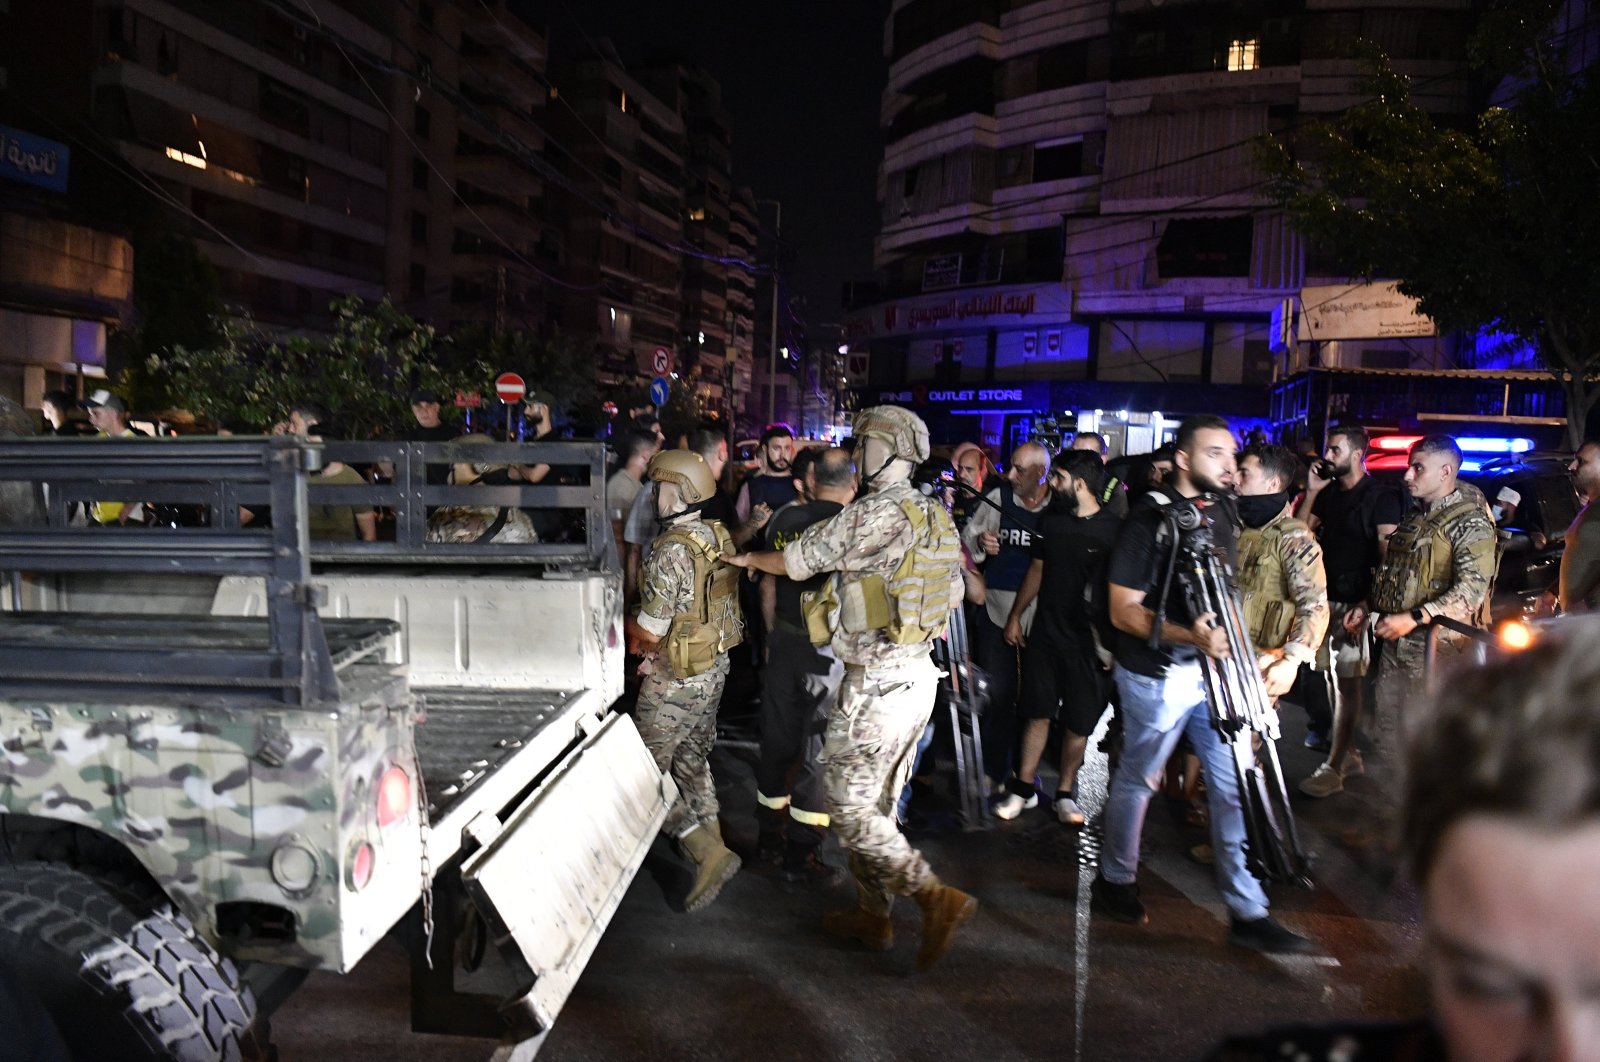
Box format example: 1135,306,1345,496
1092,415,1314,955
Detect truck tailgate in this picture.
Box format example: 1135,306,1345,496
459,711,674,1040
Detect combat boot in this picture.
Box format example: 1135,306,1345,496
678,824,741,912
822,881,893,951
911,878,977,972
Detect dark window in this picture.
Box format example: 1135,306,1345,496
413,104,431,138
411,210,427,245
1157,217,1254,278
412,157,428,191
419,2,435,27
409,263,427,299
1033,141,1085,182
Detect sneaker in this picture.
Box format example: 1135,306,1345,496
1228,916,1315,955
1052,795,1086,826
1298,763,1344,799
1090,874,1148,925
1342,748,1366,778
992,791,1038,820
1303,727,1330,751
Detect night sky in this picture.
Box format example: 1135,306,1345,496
533,0,888,334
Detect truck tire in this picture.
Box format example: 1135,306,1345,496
0,862,272,1061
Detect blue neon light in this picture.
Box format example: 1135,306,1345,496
1457,437,1534,454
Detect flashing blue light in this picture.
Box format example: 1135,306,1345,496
1457,437,1534,454
1461,458,1486,474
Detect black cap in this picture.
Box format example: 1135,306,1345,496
409,388,442,405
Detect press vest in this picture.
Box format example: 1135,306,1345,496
982,483,1045,592
653,519,745,678
803,492,962,647
1369,497,1492,619
1238,512,1302,651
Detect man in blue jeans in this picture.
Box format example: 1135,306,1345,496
1092,414,1314,955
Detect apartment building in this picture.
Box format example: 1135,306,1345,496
852,0,1478,453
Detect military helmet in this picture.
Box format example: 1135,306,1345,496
647,449,716,504
853,405,931,464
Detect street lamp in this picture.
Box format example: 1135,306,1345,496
757,198,782,425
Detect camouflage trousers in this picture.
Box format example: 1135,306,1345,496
822,652,941,915
1373,634,1425,772
636,653,730,838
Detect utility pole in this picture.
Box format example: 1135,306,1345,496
759,199,781,425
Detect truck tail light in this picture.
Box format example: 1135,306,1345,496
376,765,412,827
348,841,375,891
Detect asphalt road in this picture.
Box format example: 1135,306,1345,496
273,698,1426,1062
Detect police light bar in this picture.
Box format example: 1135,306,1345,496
1369,435,1533,455
1367,454,1487,473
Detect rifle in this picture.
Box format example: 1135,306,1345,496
1152,496,1314,888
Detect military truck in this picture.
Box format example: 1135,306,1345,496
0,434,671,1060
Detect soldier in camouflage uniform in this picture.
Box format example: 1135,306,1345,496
1234,445,1330,697
1346,435,1496,768
627,449,745,911
727,406,975,972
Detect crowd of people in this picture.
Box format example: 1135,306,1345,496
30,386,1600,966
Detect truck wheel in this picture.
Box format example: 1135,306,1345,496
0,862,272,1061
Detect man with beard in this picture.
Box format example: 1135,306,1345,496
997,448,1123,823
1093,415,1314,954
726,406,974,971
1070,431,1129,518
1234,444,1329,699
1349,435,1495,777
733,423,798,547
1294,424,1402,797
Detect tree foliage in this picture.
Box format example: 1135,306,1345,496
1260,2,1600,446
146,298,480,436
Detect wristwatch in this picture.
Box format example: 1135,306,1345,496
1410,607,1427,625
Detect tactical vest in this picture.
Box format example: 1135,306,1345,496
1238,514,1302,651
803,493,962,647
653,520,744,678
982,483,1045,592
1369,497,1492,619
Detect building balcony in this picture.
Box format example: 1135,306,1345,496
455,151,543,197
453,200,540,241
460,0,548,66
462,52,543,105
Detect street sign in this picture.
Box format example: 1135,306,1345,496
453,390,484,408
652,347,670,374
649,376,670,407
495,372,526,404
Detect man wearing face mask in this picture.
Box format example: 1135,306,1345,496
998,448,1123,824
1234,444,1329,701
726,406,974,972
626,450,746,912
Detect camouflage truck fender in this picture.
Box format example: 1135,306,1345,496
0,664,422,972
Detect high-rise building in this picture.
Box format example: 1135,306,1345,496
853,0,1480,454
87,0,393,327
547,40,686,384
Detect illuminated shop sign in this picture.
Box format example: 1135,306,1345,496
844,283,1071,341
864,382,1049,411
0,125,69,193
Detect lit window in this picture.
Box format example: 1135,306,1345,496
688,207,706,222
1227,39,1259,71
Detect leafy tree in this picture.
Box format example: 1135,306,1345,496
147,297,486,437
460,326,603,435
110,228,223,415
1259,2,1600,447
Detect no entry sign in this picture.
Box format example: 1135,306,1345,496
495,372,526,404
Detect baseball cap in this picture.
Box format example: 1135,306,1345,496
409,388,442,405
81,389,128,413
522,389,556,410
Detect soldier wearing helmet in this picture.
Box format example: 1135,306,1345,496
627,448,745,912
727,406,977,971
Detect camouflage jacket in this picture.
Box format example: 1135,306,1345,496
636,517,716,640
1372,486,1496,626
1237,510,1329,664
783,481,964,667
424,504,537,544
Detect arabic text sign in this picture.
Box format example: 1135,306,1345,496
0,125,69,194
1300,281,1436,340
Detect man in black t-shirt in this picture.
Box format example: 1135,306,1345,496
996,449,1122,825
1094,415,1314,956
752,447,855,886
1294,424,1402,798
